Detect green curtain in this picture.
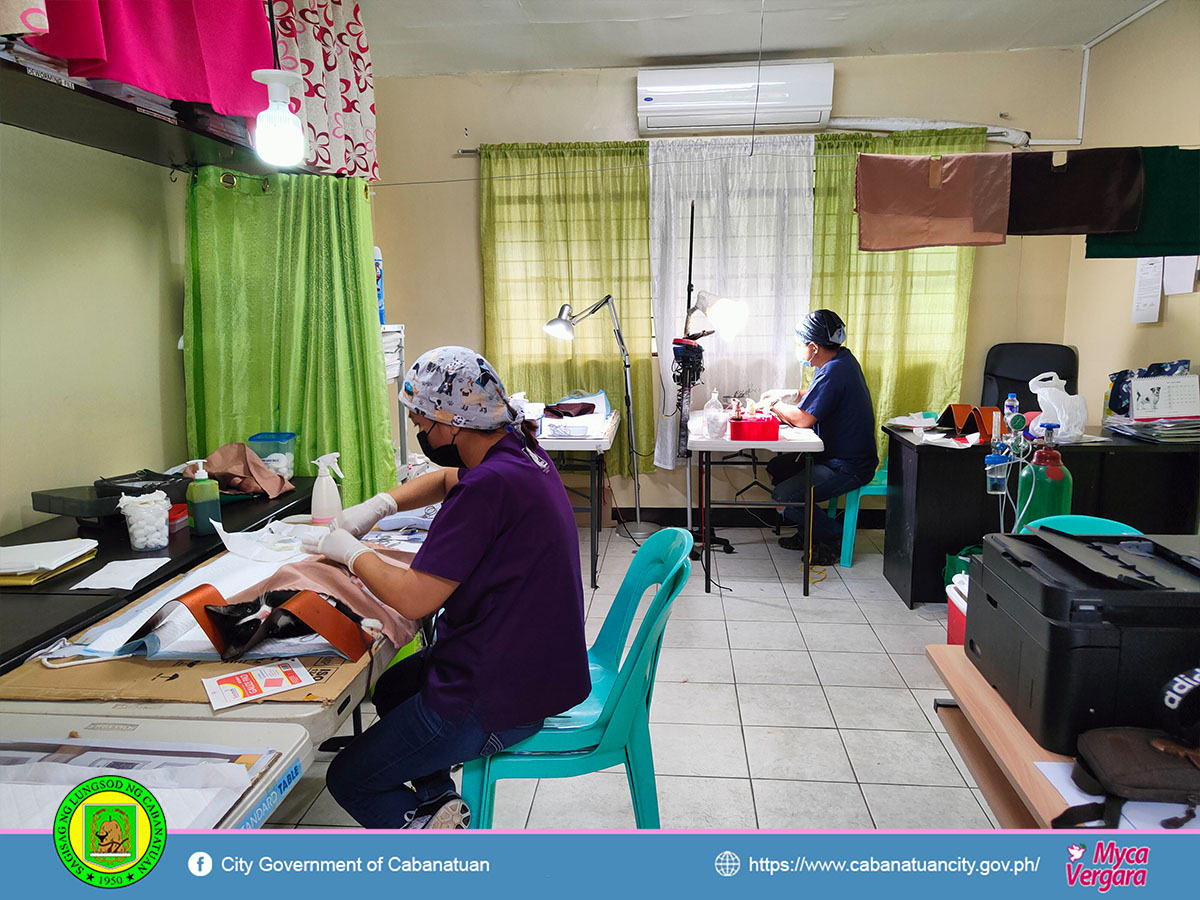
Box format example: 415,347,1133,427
185,167,394,506
479,142,654,477
813,128,987,461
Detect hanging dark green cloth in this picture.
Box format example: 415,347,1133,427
1008,147,1144,235
1086,147,1200,258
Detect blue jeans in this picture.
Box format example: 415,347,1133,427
325,650,541,828
771,459,874,548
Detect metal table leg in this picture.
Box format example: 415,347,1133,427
804,451,812,597
702,451,712,592
589,450,600,589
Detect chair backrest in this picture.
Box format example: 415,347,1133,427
591,528,692,754
1022,514,1143,536
982,342,1078,411
590,528,694,673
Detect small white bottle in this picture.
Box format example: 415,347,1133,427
311,452,345,525
704,390,726,438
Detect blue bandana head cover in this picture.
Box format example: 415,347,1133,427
401,346,520,429
795,309,847,347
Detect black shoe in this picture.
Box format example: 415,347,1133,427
403,791,471,830
777,534,839,565
777,532,806,551
809,543,840,566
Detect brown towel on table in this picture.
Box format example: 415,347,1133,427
225,547,419,649
542,402,596,419
855,152,1011,250
184,442,294,498
1008,148,1144,235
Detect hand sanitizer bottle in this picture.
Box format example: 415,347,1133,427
311,452,345,525
184,458,222,535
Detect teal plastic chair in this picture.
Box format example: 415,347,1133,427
1021,514,1143,536
826,458,889,567
459,527,693,829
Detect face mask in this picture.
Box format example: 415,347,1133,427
796,343,813,367
417,424,465,469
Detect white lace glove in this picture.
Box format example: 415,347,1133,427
301,527,374,573
333,491,398,538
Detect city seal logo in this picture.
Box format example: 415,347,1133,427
54,776,166,888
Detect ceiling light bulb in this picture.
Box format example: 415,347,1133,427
252,69,305,168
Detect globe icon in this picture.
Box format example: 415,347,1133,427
714,850,741,877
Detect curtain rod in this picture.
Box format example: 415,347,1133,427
458,148,480,155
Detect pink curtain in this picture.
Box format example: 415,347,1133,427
272,0,378,180
28,0,273,117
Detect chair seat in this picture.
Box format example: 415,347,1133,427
826,459,888,567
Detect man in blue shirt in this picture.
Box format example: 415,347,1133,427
763,310,878,565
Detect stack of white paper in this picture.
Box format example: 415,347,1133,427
0,539,98,575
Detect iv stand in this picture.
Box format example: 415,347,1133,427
560,294,658,541
673,200,732,557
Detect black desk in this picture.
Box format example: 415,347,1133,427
882,427,1200,608
0,478,314,673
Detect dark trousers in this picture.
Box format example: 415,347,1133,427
325,649,540,828
768,456,874,548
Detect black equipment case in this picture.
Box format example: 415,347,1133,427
964,531,1200,755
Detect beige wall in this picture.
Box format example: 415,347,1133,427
1062,0,1200,423
372,47,1084,506
0,127,188,533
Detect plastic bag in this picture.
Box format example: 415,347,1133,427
1029,372,1088,441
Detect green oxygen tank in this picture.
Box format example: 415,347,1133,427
1015,446,1073,532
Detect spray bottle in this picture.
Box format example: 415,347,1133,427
311,452,345,525
185,458,222,535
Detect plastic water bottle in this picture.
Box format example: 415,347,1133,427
704,390,726,438
374,246,386,324
1003,392,1019,419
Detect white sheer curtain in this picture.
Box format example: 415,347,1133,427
650,135,815,469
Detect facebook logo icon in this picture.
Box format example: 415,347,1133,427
188,852,213,877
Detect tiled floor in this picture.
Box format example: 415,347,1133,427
268,525,998,830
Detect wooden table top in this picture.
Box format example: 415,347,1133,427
927,643,1073,828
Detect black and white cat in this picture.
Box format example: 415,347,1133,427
205,590,366,661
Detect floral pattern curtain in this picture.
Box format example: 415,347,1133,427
271,0,377,180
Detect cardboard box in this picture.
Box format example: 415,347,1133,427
0,651,365,706
0,553,373,706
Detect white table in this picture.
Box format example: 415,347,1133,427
687,427,824,595
0,711,312,829
540,412,620,589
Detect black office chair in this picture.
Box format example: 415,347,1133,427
981,343,1078,413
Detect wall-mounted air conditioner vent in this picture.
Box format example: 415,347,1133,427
637,61,834,135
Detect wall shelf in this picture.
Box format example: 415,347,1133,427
0,59,313,176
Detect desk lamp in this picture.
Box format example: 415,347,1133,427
544,295,659,541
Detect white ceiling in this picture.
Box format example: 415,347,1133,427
359,0,1156,77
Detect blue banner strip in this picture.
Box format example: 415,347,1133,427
4,831,1195,898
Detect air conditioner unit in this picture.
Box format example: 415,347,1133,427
637,61,833,135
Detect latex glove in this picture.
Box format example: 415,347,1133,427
333,491,398,538
760,388,799,407
301,527,373,573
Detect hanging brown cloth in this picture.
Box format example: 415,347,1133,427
1008,148,1144,235
855,152,1012,251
